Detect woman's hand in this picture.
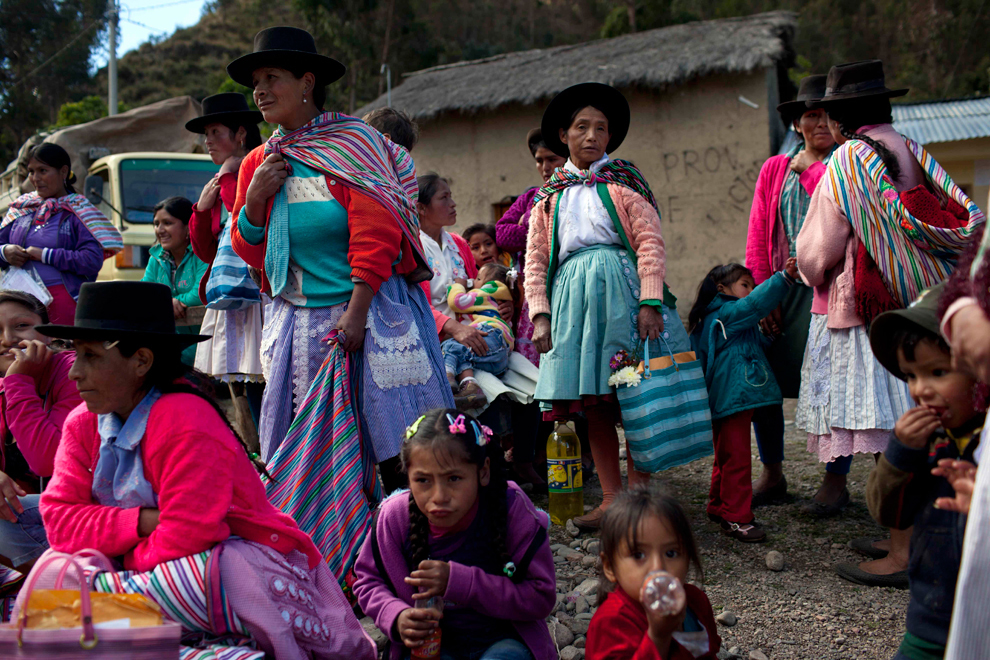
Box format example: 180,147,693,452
498,299,514,324
784,256,799,280
789,149,823,174
396,607,441,648
172,298,187,320
244,153,288,226
0,471,25,523
138,508,160,537
638,305,664,341
759,307,782,337
335,308,367,353
932,459,978,514
404,560,451,600
6,340,52,380
197,176,221,211
24,247,43,261
893,406,940,449
2,245,29,268
453,278,468,288
444,320,489,356
532,315,552,354
949,304,990,383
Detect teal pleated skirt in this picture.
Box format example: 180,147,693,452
534,245,689,403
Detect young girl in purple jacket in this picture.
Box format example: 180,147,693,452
352,408,557,660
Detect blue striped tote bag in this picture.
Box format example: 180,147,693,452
204,214,261,310
616,338,714,473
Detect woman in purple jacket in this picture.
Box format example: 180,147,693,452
0,144,112,325
353,408,556,660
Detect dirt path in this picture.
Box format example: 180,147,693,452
533,399,909,660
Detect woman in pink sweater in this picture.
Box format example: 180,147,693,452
524,83,690,530
37,280,375,659
744,75,834,506
0,291,82,570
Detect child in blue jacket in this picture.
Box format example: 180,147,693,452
688,258,798,542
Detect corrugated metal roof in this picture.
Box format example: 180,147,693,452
892,97,990,144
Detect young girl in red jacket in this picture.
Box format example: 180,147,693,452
588,487,720,660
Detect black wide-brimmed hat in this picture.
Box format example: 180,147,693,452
540,83,630,158
811,60,908,107
226,26,346,89
185,93,263,134
776,74,828,124
36,281,211,347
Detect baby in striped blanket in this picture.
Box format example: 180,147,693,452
441,263,515,409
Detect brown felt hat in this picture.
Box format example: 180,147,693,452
776,75,828,125
810,60,908,107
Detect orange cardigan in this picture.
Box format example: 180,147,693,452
230,145,421,297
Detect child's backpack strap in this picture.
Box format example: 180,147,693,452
510,523,548,584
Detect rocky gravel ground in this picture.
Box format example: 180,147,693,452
359,400,910,659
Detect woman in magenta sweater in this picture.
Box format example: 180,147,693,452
0,291,82,569
743,75,834,506
37,280,375,659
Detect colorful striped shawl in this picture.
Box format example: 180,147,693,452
2,192,123,258
263,113,428,298
532,158,659,212
824,136,985,306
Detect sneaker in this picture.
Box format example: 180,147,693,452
454,380,488,410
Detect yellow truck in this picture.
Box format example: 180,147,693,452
83,152,218,280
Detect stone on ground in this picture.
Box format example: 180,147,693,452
716,610,738,626
765,550,785,572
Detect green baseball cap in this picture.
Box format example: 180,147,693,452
869,282,945,381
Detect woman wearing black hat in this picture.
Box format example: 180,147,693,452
744,75,835,506
35,281,375,659
524,83,692,530
227,28,451,495
186,93,265,448
795,60,984,584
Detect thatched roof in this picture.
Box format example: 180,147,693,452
358,11,796,120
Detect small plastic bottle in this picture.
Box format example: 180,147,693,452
410,596,444,659
640,570,686,616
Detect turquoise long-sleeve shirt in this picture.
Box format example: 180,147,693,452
142,243,209,365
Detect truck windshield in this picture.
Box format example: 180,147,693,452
120,158,219,223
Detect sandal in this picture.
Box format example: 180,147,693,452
801,488,850,518
849,537,889,560
720,519,767,543
751,476,789,508
454,380,488,411
834,562,908,589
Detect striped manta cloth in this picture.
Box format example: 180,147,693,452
2,192,124,258
265,336,382,589
823,135,985,306
264,112,429,283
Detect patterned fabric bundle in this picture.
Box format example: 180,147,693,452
265,332,382,590
824,137,985,306
92,550,262,660
533,158,658,213
263,112,429,297
2,192,123,258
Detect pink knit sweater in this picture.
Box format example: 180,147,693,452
523,183,665,319
745,154,827,285
41,393,323,573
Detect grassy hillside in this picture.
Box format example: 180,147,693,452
91,0,308,108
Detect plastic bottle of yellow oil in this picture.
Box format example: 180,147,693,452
546,421,583,525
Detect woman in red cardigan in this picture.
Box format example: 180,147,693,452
186,93,265,450
36,280,375,659
226,27,452,492
743,75,834,507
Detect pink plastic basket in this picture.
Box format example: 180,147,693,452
0,549,181,658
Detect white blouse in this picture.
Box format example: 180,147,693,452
420,229,468,317
556,154,623,264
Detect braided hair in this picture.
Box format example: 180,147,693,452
114,339,272,480
825,97,902,183
400,408,514,577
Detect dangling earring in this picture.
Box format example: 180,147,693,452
303,96,307,104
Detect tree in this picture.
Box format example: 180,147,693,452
0,0,108,163
53,94,129,128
